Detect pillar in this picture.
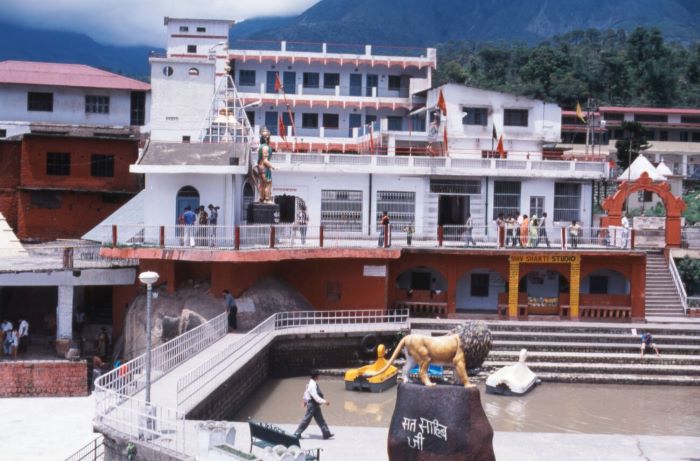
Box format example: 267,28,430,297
507,259,519,319
569,257,580,320
56,285,74,355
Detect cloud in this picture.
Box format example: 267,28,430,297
1,0,320,47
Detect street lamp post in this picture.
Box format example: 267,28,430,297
138,271,159,404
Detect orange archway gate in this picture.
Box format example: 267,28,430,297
601,172,686,247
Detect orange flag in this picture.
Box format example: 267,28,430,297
437,89,447,116
277,113,286,140
274,72,283,93
369,124,375,153
497,134,505,157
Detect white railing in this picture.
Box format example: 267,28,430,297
682,227,700,249
442,225,497,248
669,256,689,315
176,309,409,408
94,313,228,452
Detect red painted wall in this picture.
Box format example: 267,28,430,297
0,361,88,397
0,140,21,230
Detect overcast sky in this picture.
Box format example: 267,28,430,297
2,0,321,47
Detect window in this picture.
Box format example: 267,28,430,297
376,191,415,230
642,190,654,202
182,136,191,143
589,276,609,294
245,111,255,125
323,73,340,89
31,191,62,209
187,45,197,53
130,92,146,126
196,26,206,33
693,132,700,142
239,70,256,86
85,95,110,114
188,67,199,76
322,113,339,129
462,107,488,126
0,129,6,138
387,116,403,131
659,130,668,141
504,109,528,127
493,181,521,219
90,154,114,177
634,114,667,123
27,92,53,112
179,26,189,32
470,273,490,297
264,112,278,135
303,72,319,88
321,190,363,232
163,66,174,77
388,75,401,91
302,113,318,129
530,196,544,218
553,183,581,222
46,152,70,176
681,116,700,124
603,113,624,121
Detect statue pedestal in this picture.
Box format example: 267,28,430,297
247,203,280,224
387,383,495,461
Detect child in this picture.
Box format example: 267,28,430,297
640,331,660,358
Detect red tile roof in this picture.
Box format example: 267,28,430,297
0,60,150,91
599,106,700,116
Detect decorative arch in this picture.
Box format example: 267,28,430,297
601,172,686,247
395,266,447,300
175,186,200,223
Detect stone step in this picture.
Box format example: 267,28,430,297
485,350,700,366
535,372,700,385
481,360,700,376
492,340,700,355
490,331,700,344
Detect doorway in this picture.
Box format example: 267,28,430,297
438,195,469,225
274,195,297,223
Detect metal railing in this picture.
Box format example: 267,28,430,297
94,313,228,452
442,225,497,248
669,256,689,315
64,436,104,461
176,309,409,408
682,227,700,249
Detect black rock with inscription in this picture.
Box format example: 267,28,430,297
247,202,280,224
387,382,495,461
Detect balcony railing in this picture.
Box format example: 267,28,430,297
102,224,636,252
230,39,436,59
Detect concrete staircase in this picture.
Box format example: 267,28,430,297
412,320,700,385
645,252,686,317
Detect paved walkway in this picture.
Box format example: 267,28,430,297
187,422,700,461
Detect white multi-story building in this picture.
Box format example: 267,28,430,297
0,60,151,138
126,17,609,240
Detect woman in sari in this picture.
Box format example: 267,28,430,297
520,214,530,247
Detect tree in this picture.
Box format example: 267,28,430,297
615,121,651,170
676,256,700,296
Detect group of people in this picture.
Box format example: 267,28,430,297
178,203,220,247
494,212,552,248
1,318,29,359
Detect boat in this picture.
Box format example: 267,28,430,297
344,344,398,392
486,348,541,396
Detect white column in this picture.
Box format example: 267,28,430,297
682,154,688,177
56,285,74,340
388,136,396,156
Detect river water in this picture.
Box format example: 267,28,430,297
233,376,700,436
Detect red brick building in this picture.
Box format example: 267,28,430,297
0,127,141,241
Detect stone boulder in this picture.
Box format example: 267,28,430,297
387,382,495,461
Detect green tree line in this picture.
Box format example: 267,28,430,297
434,27,700,109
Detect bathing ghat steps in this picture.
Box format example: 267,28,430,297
411,320,700,385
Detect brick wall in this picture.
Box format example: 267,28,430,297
0,360,88,397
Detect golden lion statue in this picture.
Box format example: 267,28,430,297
368,334,473,387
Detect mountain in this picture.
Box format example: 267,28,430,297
0,22,159,80
231,0,700,46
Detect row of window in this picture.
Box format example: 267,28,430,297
178,25,207,33
25,92,146,125
602,113,700,124
46,153,115,177
239,70,403,95
492,181,581,222
258,111,409,133
462,107,529,127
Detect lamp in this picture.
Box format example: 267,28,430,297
138,271,159,404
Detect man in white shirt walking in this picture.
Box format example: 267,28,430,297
294,372,334,440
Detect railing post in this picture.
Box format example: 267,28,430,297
270,225,275,249
159,226,165,248
561,227,566,249
498,225,505,248
63,247,74,269
319,225,324,247
438,225,444,247
234,226,240,250
112,225,118,247
630,229,635,249
383,223,389,248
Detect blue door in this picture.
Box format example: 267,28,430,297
366,74,378,96
265,112,278,135
350,74,362,96
349,113,362,137
176,186,200,223
283,72,296,94
266,71,276,93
